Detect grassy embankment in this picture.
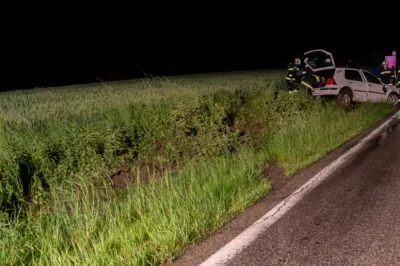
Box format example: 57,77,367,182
0,70,394,265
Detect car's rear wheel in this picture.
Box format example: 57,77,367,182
387,92,399,106
337,88,353,109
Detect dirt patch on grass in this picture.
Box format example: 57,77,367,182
110,163,176,189
233,122,262,137
265,160,287,190
242,124,262,137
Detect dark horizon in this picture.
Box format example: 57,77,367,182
3,16,396,90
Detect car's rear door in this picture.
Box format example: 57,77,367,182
343,69,368,101
361,70,387,102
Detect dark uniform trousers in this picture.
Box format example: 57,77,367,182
380,68,393,85
396,69,400,87
286,63,296,90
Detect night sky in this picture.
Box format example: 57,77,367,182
3,16,396,91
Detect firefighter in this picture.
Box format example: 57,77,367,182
396,63,400,88
389,66,397,86
379,61,393,85
301,65,322,93
286,58,305,93
285,59,296,91
300,59,327,93
293,58,304,84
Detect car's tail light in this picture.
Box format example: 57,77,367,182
326,78,337,85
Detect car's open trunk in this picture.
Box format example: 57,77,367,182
302,49,336,88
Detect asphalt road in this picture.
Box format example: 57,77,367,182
174,113,400,266
225,122,400,265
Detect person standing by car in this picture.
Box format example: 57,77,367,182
293,58,304,84
379,61,393,85
389,66,397,86
300,64,324,93
286,58,303,92
285,60,296,91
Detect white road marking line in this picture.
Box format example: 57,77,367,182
200,110,400,266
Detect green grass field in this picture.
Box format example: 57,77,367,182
0,69,395,265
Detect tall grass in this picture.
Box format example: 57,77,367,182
0,149,270,265
0,70,394,265
268,102,394,175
